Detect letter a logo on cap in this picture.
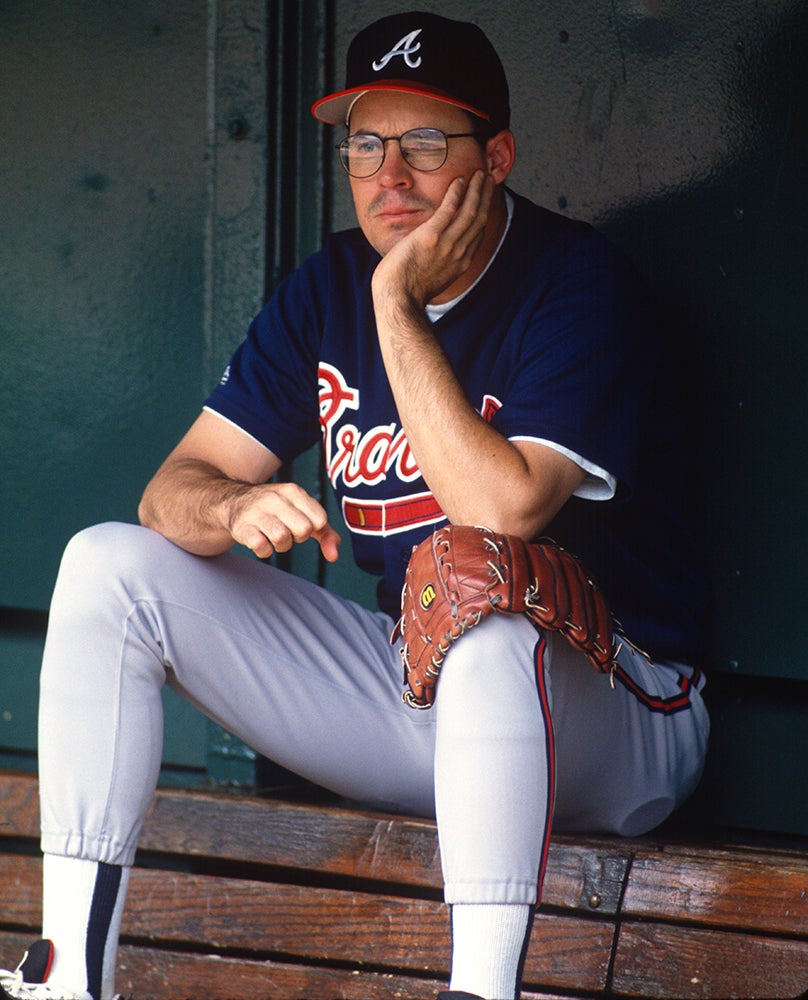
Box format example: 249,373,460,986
372,29,423,71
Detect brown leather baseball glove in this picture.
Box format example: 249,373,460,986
391,524,618,708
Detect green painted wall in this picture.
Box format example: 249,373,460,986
0,0,306,783
1,1,208,609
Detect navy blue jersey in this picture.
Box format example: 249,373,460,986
205,191,708,664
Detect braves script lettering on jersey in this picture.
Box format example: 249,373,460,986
319,361,423,488
319,360,501,496
204,191,708,662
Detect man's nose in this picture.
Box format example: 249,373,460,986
377,138,414,186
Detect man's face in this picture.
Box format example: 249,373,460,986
347,91,490,258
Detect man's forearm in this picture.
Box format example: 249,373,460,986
138,457,249,556
373,294,577,539
139,450,341,563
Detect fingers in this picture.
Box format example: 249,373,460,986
437,170,492,235
314,523,342,563
425,170,493,268
228,482,341,561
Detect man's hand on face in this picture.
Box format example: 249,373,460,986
372,169,495,310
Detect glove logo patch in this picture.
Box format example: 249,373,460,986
419,583,437,612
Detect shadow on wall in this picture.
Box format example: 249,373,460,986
597,6,806,682
593,8,807,836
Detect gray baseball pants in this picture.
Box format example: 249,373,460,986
38,522,709,906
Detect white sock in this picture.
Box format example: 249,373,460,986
448,903,532,1000
42,854,130,1000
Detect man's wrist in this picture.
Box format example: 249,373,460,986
373,283,431,337
207,478,256,537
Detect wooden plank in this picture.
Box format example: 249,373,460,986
118,945,446,1000
116,945,574,1000
0,932,576,1000
0,933,579,1000
0,770,39,838
0,855,41,928
126,866,452,972
612,921,808,1000
142,791,629,913
143,789,445,889
0,859,611,994
0,771,630,913
622,844,808,936
522,912,614,993
124,867,612,992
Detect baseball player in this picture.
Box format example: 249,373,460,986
1,12,710,1000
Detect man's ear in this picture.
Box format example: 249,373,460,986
486,129,516,184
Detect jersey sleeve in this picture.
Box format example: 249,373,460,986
491,230,656,499
203,252,327,464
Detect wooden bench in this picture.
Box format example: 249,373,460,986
1,770,806,999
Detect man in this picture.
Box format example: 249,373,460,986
1,12,709,1000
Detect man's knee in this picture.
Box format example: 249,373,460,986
436,615,543,722
441,613,540,670
54,522,172,606
62,521,163,575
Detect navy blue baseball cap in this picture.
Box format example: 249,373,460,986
312,11,510,132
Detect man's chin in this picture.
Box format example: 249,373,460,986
362,210,432,256
370,224,420,257
376,233,407,256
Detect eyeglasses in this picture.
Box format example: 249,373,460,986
337,127,481,178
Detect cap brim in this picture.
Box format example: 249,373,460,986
311,81,491,125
